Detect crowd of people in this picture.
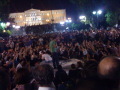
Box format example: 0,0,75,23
0,28,120,90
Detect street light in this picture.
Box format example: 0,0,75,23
79,15,86,22
93,11,97,15
66,18,72,23
92,10,102,15
97,10,102,15
92,10,102,28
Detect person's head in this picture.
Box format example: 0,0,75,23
33,64,54,86
15,68,31,85
51,36,56,41
77,61,83,68
0,68,10,90
57,65,63,70
98,56,120,80
71,64,76,69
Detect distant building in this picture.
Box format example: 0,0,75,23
9,9,66,26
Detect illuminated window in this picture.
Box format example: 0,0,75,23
47,13,50,16
46,19,50,22
20,16,22,18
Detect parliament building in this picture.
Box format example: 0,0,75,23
9,9,66,26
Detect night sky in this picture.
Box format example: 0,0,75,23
10,0,78,19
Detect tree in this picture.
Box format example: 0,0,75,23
69,0,104,24
105,11,118,26
0,0,9,22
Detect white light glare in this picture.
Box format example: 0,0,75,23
60,22,65,25
93,11,96,15
12,25,15,28
15,26,20,29
79,16,86,20
6,22,10,26
97,10,102,15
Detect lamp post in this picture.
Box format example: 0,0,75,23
92,10,102,28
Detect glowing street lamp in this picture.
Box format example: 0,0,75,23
93,11,97,15
92,10,102,15
66,18,72,23
79,15,86,22
97,10,102,15
92,10,103,27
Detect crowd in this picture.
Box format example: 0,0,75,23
0,28,120,90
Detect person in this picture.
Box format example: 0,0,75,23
68,64,77,80
33,64,55,90
49,37,59,69
0,68,10,90
14,68,35,90
54,65,68,87
41,50,52,63
76,62,84,79
98,56,120,90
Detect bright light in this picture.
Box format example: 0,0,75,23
15,26,20,29
97,10,102,15
93,11,96,15
46,19,50,22
69,20,72,22
79,16,86,20
68,18,71,20
12,25,15,28
66,27,69,29
3,30,6,32
66,20,69,22
47,13,50,16
6,22,10,26
20,16,22,18
60,22,65,25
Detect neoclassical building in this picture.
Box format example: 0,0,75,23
9,9,66,26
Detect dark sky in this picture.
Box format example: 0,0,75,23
10,0,78,19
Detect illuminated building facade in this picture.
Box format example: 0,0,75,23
9,9,66,26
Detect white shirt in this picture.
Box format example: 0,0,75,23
38,87,55,90
39,38,43,42
42,54,52,62
16,63,22,70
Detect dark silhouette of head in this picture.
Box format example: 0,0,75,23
33,64,54,86
0,68,10,90
98,56,120,80
71,64,76,69
15,68,31,85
